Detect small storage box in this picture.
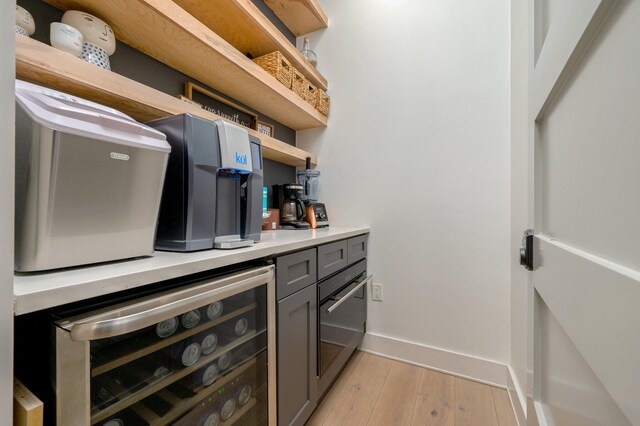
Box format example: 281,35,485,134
303,79,317,107
315,89,330,116
253,51,293,88
291,68,307,99
14,80,171,271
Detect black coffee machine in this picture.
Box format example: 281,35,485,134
273,184,310,229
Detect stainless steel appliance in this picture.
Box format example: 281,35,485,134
304,203,329,229
14,80,171,272
317,260,371,397
272,184,310,230
49,264,276,425
147,115,264,251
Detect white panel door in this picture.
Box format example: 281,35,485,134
527,0,640,424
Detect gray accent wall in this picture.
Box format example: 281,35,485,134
18,0,297,197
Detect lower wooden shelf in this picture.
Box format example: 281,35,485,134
15,35,317,167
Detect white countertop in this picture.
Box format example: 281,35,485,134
13,227,369,315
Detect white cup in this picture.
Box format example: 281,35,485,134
16,5,35,36
50,23,84,57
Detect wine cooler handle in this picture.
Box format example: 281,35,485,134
326,274,373,314
60,265,275,342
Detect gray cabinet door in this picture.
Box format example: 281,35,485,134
317,240,348,280
276,248,317,300
347,234,368,265
277,284,317,426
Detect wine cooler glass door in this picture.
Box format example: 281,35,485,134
55,265,275,426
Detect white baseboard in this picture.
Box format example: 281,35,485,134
360,332,509,387
507,365,527,426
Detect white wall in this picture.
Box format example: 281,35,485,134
510,0,529,415
0,0,16,418
299,0,511,364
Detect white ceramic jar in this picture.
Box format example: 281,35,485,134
61,11,116,69
15,5,36,37
61,11,115,54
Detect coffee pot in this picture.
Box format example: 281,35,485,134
282,197,305,222
273,183,310,229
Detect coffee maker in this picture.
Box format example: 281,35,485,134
273,184,310,229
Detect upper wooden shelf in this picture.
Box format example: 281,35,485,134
174,0,327,91
264,0,328,37
43,0,327,130
15,36,317,167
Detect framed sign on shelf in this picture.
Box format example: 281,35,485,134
183,82,258,130
256,121,275,138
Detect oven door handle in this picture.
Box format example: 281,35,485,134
326,274,373,314
60,265,275,342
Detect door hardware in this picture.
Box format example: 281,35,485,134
520,229,534,270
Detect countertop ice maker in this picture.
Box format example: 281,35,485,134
14,80,171,272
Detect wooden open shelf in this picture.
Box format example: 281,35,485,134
264,0,328,36
174,0,327,90
43,0,327,130
16,36,317,167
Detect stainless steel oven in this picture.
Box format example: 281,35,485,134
317,260,372,397
53,264,276,426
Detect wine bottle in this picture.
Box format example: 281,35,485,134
198,331,219,355
203,301,224,320
196,408,220,426
155,316,179,338
181,309,201,329
217,351,233,371
235,383,252,406
171,340,201,367
183,362,219,389
216,317,249,345
98,418,124,426
218,396,236,422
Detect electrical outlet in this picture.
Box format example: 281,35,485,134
372,283,383,301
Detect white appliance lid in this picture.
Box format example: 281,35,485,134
215,120,253,173
15,80,171,153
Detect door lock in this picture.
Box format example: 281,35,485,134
520,229,534,270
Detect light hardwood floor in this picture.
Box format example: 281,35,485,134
308,351,516,426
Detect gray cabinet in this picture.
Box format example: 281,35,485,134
317,240,348,279
347,234,368,265
276,248,317,300
277,284,317,426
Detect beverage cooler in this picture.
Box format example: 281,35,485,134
48,264,276,426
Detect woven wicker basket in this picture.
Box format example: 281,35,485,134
253,51,292,88
315,89,330,115
303,80,317,107
291,68,306,98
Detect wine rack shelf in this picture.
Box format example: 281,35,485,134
92,303,258,377
91,329,266,424
130,358,257,426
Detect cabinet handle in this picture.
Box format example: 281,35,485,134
60,265,275,341
326,274,373,314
